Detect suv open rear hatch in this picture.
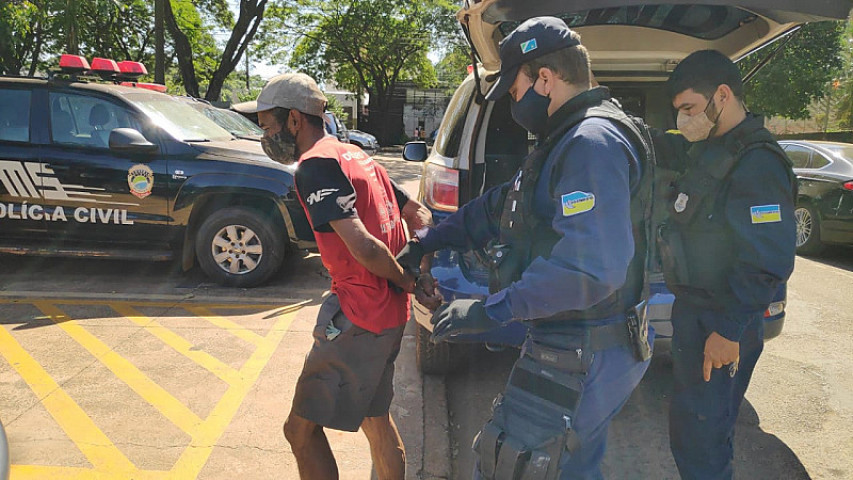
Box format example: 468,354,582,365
460,1,851,82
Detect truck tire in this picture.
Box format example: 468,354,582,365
195,206,285,287
795,204,824,255
416,323,455,375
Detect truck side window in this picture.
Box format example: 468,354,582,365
49,92,139,148
0,89,31,143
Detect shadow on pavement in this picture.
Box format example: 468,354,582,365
447,347,810,480
374,154,424,185
798,245,853,272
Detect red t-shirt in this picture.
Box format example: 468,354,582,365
295,136,409,333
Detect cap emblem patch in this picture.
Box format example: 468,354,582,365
520,38,538,54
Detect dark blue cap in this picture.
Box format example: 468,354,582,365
485,16,581,101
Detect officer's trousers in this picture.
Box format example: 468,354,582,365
669,299,764,480
473,323,653,480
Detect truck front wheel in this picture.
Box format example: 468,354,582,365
195,207,285,287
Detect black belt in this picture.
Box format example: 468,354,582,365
524,321,632,372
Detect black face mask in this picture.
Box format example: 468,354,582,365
511,79,550,135
261,126,297,164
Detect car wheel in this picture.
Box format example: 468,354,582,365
416,323,457,375
795,204,824,255
195,206,285,287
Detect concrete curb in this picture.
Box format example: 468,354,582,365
394,320,452,480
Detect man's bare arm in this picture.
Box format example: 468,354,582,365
329,217,416,293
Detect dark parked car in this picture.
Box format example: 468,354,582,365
348,129,379,155
779,140,853,254
323,111,350,144
400,0,850,373
0,55,315,287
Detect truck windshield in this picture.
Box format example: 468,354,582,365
129,94,234,142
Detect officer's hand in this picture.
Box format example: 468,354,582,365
703,332,740,382
430,299,496,343
395,239,425,276
414,273,443,311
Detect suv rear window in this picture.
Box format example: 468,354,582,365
0,89,31,142
499,5,757,41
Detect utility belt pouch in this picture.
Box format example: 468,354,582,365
626,304,652,361
524,341,594,374
474,356,584,480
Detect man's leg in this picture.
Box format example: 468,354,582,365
283,413,338,480
559,342,652,479
361,413,406,480
669,302,765,480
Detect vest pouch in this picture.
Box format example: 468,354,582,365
627,304,652,362
474,356,584,480
487,242,527,294
658,224,690,288
679,225,733,295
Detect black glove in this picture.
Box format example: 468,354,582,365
395,239,425,276
430,299,498,343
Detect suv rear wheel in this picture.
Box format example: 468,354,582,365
416,323,457,375
195,207,285,287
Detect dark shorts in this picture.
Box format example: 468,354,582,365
291,294,406,432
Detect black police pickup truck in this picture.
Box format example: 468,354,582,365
0,55,314,287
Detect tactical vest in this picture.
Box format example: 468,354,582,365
658,115,795,306
488,87,655,322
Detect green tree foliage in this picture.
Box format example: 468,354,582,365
832,20,853,129
258,0,457,144
435,42,471,92
739,21,844,120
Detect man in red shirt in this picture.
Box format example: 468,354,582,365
236,73,420,480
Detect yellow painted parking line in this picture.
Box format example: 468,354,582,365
34,302,203,435
10,464,167,480
183,305,264,346
111,304,242,386
170,307,299,477
0,297,308,309
0,326,136,474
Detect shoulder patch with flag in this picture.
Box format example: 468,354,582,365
520,38,538,54
750,204,781,224
561,191,595,217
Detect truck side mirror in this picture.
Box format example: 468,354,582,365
403,141,428,162
109,128,159,155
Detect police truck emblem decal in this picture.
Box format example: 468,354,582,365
674,193,689,213
128,164,154,199
520,38,538,54
561,191,595,217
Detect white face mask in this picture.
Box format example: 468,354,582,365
676,97,724,143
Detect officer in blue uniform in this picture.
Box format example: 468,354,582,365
397,17,655,480
657,50,797,479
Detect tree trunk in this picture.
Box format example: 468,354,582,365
163,0,200,97
204,0,267,102
27,20,43,77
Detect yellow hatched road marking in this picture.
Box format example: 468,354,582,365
110,303,242,386
0,326,136,474
170,307,299,477
33,301,203,435
183,305,264,346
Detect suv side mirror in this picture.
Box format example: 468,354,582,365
109,128,159,155
403,141,428,162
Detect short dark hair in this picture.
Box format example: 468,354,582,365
520,30,590,86
271,106,324,130
667,50,743,100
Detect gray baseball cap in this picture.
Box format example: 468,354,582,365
233,72,327,117
485,17,581,101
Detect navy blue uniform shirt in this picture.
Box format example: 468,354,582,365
420,116,640,325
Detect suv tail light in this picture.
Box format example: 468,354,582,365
843,181,853,191
423,163,459,212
